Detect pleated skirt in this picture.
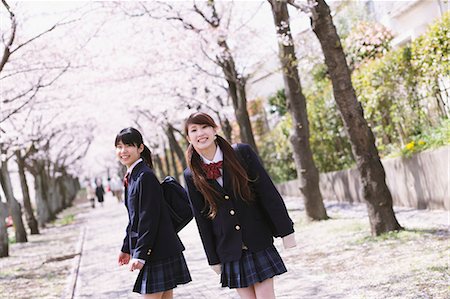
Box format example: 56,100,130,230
133,252,191,294
221,245,287,288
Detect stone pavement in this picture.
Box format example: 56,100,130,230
72,194,304,299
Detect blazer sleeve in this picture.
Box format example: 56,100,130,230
240,143,294,237
121,221,131,254
133,171,162,260
184,170,220,265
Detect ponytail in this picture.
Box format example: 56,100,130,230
141,145,153,168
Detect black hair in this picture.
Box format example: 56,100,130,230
115,127,153,168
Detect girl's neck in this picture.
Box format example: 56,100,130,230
126,157,140,170
198,143,217,161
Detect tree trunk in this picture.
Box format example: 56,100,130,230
169,147,180,180
163,142,171,177
269,0,328,220
309,0,402,235
0,157,28,242
217,40,259,154
0,200,8,257
27,160,54,227
219,116,233,143
15,150,39,234
166,123,187,170
154,153,165,179
57,176,68,209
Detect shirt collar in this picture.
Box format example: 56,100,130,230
127,158,143,175
200,146,223,164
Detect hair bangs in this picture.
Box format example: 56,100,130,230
114,127,142,147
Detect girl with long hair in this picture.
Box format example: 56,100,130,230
115,127,191,299
183,112,296,299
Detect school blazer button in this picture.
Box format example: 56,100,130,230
235,225,240,231
229,209,235,215
224,195,230,200
147,249,152,255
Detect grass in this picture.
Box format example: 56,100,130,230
8,235,16,244
352,228,431,245
428,265,449,274
53,214,75,226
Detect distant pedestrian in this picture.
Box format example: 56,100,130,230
183,112,296,299
85,179,96,209
115,127,191,298
95,178,105,207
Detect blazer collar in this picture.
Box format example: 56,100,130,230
129,160,145,180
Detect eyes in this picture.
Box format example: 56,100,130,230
116,144,136,150
189,124,210,133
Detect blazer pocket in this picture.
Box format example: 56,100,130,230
211,218,223,237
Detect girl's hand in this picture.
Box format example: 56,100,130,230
210,264,221,275
282,233,297,249
129,259,144,271
118,252,131,266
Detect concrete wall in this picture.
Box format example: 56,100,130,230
276,146,449,210
376,0,449,47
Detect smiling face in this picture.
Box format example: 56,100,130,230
115,141,143,168
187,123,217,153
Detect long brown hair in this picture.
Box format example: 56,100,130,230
185,112,252,218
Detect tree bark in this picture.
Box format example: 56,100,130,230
269,0,328,220
163,142,171,177
15,150,39,234
309,0,402,235
0,200,8,257
154,153,165,179
217,39,259,153
169,147,180,180
0,156,28,242
166,123,187,170
27,160,54,227
219,116,233,143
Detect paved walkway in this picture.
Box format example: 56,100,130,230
73,194,304,299
71,194,448,299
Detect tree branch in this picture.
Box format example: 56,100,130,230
0,0,17,73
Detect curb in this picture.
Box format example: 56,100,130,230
62,226,86,299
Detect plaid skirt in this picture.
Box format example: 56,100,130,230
133,252,191,294
221,245,287,288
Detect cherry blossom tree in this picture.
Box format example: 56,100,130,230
288,0,402,235
267,0,328,220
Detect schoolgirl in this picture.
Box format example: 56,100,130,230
115,127,191,299
183,112,296,299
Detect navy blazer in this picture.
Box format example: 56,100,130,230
184,143,294,265
121,161,184,261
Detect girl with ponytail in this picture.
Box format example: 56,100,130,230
183,113,296,299
115,127,191,298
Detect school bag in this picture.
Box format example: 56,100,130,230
161,176,193,233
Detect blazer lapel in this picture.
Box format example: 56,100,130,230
222,166,233,195
208,179,225,195
126,161,145,200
